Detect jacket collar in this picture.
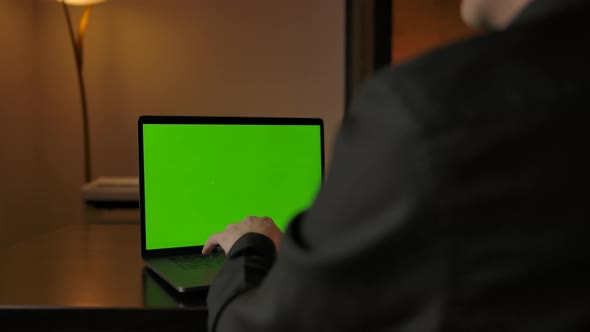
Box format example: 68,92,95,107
510,0,589,27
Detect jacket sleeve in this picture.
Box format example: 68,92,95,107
207,232,277,330
206,69,445,332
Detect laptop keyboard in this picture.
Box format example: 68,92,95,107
170,253,225,270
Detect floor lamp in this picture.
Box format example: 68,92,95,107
57,0,108,183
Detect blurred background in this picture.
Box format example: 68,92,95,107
0,0,473,248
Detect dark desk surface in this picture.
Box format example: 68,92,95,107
0,223,208,331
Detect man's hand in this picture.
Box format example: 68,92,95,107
202,216,283,255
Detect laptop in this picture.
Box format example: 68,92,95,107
138,115,324,292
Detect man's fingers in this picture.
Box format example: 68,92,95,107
204,216,273,255
202,234,220,255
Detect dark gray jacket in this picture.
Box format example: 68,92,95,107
208,0,590,330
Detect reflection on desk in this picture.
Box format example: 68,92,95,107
0,224,208,331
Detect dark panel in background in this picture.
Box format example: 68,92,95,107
345,0,392,109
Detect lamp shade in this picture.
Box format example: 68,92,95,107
57,0,108,5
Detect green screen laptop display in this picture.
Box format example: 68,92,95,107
142,121,322,250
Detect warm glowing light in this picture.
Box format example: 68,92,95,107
56,0,108,6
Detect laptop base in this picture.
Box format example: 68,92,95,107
144,256,223,293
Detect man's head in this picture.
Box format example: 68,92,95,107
461,0,534,30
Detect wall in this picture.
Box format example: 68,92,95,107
392,0,477,64
0,0,345,248
0,1,52,247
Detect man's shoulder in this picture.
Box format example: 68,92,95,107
388,27,537,102
368,14,588,124
349,30,532,129
358,32,516,125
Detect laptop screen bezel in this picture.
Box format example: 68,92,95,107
138,115,325,259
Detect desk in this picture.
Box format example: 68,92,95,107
0,224,208,331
